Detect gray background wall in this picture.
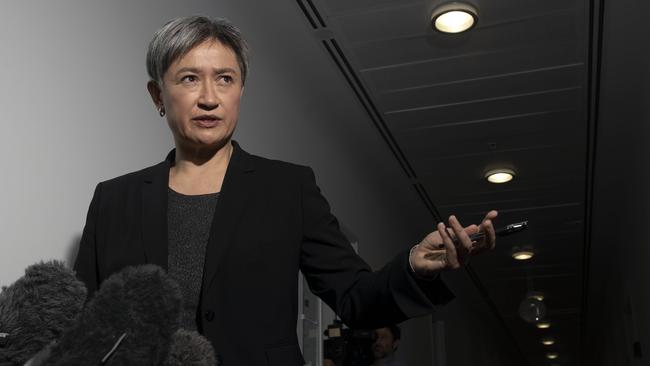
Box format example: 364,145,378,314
0,1,519,365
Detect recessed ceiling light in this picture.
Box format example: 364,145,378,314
485,169,515,183
542,337,555,346
546,352,559,359
536,321,551,329
431,2,478,33
512,247,534,260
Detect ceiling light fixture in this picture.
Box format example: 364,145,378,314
536,321,551,329
484,168,515,183
431,2,478,33
527,291,544,301
512,247,534,261
542,337,555,346
546,352,559,359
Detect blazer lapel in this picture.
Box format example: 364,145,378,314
141,152,173,271
202,140,256,291
140,142,255,286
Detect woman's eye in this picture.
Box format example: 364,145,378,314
181,75,198,83
218,75,233,85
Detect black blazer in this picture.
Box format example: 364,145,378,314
73,141,453,366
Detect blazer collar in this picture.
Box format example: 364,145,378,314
141,140,255,271
160,140,255,175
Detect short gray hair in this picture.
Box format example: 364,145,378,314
146,16,250,85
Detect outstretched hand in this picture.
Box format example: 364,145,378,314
409,210,498,279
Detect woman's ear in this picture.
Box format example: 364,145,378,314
147,80,163,108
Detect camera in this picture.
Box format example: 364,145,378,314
323,320,375,366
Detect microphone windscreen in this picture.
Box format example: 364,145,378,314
163,329,218,366
0,260,86,365
42,264,181,366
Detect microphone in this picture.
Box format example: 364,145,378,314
2,262,219,366
41,264,182,365
0,261,86,365
164,329,220,366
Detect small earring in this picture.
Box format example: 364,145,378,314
159,106,165,117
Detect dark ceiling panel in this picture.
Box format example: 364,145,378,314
342,11,583,70
397,107,582,136
398,121,585,162
370,62,584,109
383,87,583,130
321,0,417,14
328,1,580,46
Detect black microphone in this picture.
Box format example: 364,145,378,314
41,264,182,366
0,261,86,366
3,262,219,366
164,329,219,366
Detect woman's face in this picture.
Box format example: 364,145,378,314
149,40,244,152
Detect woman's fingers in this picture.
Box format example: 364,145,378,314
437,222,460,269
483,210,499,221
483,219,496,250
479,210,498,250
448,215,473,261
419,211,497,272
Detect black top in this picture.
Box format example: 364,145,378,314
167,187,220,330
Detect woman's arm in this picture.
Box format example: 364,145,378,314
298,167,453,328
72,183,103,298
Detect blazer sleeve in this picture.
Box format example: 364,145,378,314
73,183,102,298
298,167,454,328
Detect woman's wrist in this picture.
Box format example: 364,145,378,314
408,244,437,281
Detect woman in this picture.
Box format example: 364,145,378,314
73,15,497,365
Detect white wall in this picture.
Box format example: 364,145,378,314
0,1,174,277
0,1,519,365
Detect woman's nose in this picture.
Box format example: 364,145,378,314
197,81,219,110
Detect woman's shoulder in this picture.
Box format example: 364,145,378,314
251,154,307,171
245,151,312,178
95,160,167,194
229,140,315,179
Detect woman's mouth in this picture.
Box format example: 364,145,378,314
193,115,222,128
